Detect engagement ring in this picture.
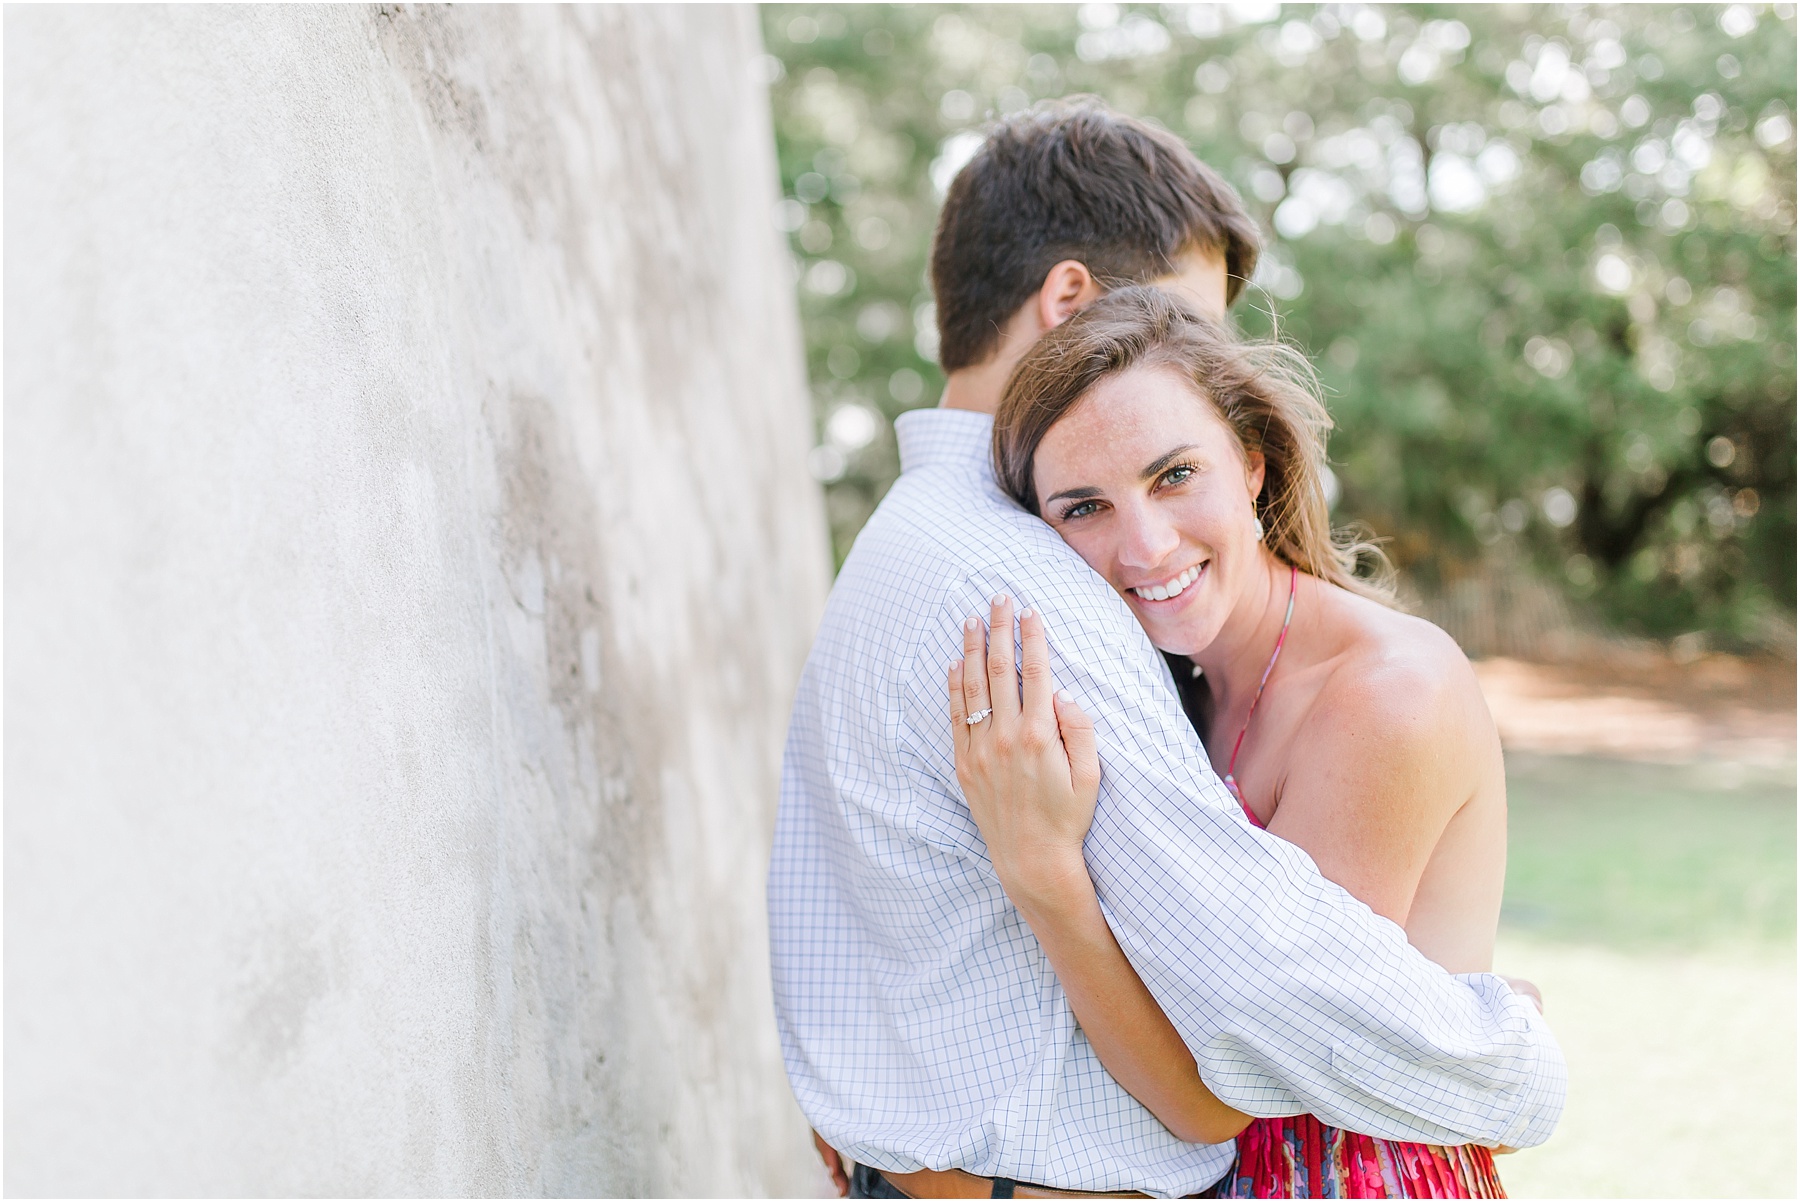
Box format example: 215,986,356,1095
964,708,992,726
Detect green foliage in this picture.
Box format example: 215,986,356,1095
760,3,1796,645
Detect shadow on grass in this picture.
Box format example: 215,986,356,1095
1501,752,1796,953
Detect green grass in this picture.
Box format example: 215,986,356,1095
1497,752,1797,1196
1501,753,1796,952
1493,936,1795,1198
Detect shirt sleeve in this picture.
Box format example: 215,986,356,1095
901,566,1566,1150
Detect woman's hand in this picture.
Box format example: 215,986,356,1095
949,595,1101,914
947,597,1250,1146
1502,976,1545,1015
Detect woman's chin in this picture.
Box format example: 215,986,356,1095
1153,633,1210,658
1132,596,1222,658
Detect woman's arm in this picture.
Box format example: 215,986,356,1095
1264,641,1503,974
949,597,1251,1145
979,845,1255,1145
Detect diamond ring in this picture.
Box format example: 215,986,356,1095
964,708,993,726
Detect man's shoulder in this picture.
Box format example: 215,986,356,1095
809,469,1165,729
840,466,1109,606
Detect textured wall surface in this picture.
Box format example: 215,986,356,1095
5,6,829,1195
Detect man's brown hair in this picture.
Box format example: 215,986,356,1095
929,96,1261,372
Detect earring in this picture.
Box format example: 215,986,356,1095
1252,516,1266,541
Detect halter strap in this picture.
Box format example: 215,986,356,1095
1222,565,1299,824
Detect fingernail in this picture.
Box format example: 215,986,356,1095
965,616,979,631
991,593,1008,606
1019,607,1033,619
951,658,962,672
1057,690,1074,703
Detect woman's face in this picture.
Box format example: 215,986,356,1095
1033,365,1265,656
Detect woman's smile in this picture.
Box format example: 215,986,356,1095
1126,560,1206,604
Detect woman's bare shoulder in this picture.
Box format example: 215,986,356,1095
1303,589,1494,786
1321,588,1481,698
1268,588,1493,919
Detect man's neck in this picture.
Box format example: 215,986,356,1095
937,352,1016,416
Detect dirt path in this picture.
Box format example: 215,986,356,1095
1473,655,1796,766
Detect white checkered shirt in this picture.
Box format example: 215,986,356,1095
769,408,1565,1197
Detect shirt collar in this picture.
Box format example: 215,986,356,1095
895,407,995,476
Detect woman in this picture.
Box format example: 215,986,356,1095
947,286,1520,1198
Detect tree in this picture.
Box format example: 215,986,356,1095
762,3,1796,649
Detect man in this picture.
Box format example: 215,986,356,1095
770,98,1564,1199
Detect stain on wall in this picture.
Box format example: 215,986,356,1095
4,6,829,1195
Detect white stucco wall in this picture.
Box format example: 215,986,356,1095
5,5,830,1195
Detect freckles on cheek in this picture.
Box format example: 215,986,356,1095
1059,529,1112,580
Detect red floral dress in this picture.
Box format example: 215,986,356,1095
1220,797,1506,1198
1221,1113,1506,1198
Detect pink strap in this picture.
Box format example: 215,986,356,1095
1222,566,1298,825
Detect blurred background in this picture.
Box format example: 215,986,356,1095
758,4,1796,1197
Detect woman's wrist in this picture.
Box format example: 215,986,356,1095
993,846,1100,923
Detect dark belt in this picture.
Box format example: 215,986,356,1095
855,1162,1223,1199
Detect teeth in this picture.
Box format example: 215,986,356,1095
1134,564,1201,602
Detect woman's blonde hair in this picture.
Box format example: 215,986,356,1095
992,285,1391,601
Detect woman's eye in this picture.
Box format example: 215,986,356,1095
1061,500,1100,520
1160,465,1196,488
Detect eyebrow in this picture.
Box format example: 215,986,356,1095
1044,484,1101,505
1043,444,1201,507
1140,445,1199,479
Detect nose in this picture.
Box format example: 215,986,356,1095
1114,497,1182,574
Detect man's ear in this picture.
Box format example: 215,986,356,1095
1033,260,1105,333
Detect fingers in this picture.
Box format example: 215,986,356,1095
961,612,991,725
958,595,1036,741
1056,689,1101,803
812,1131,849,1197
1503,976,1545,1015
986,595,1020,721
1018,607,1053,723
948,658,969,755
